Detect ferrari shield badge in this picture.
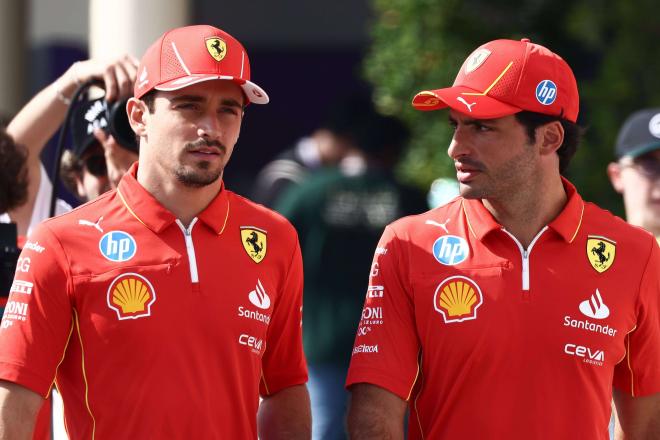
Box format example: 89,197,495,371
241,227,267,263
586,235,616,273
206,37,227,62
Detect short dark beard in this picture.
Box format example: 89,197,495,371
174,163,222,187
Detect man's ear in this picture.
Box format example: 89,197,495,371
607,162,624,193
126,97,148,138
537,121,564,156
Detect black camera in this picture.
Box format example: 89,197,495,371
71,96,138,157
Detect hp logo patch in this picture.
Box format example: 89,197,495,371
433,235,469,266
535,80,557,105
99,231,137,262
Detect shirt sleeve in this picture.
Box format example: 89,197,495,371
260,236,308,395
345,225,421,400
613,237,660,396
0,224,73,397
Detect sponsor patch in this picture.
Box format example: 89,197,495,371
564,343,604,367
366,285,384,299
433,235,469,266
206,37,227,62
464,48,491,73
579,288,609,319
353,344,379,355
16,257,30,273
241,227,267,263
248,279,271,309
2,301,29,327
9,280,33,295
99,231,137,262
433,276,483,323
536,80,557,105
239,333,264,355
23,241,45,253
587,236,616,273
107,273,156,320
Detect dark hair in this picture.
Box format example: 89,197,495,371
514,111,583,174
140,90,157,113
0,128,29,213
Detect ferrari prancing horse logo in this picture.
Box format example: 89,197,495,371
587,235,616,273
241,227,267,263
206,37,227,62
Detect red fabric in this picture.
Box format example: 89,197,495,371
346,179,660,439
0,163,307,439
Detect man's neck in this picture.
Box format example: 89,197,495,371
138,172,223,229
482,174,567,248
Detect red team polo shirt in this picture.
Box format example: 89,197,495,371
0,164,307,439
347,179,660,439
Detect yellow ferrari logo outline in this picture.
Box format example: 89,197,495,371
587,235,616,273
241,227,267,263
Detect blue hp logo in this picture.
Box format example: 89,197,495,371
99,231,137,262
535,80,557,105
433,235,469,266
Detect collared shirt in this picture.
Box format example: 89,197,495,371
0,163,307,439
346,179,660,439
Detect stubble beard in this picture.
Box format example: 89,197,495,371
175,161,223,188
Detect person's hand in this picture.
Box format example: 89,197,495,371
64,55,139,102
93,128,138,189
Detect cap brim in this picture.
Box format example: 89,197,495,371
412,86,521,119
155,74,269,104
620,141,660,159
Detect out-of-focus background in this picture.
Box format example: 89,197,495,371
1,0,658,215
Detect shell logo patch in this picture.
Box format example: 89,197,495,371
241,227,267,263
433,276,483,323
587,235,616,273
206,37,227,62
107,273,156,320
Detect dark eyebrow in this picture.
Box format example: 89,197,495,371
169,95,243,108
448,115,498,126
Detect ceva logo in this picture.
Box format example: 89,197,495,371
578,289,609,319
248,279,271,310
564,343,605,366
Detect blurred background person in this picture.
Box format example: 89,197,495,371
274,93,427,440
0,56,137,244
60,96,138,203
607,108,660,242
0,127,29,217
251,108,359,209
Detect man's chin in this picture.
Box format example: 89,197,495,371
175,167,223,188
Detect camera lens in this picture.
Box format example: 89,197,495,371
107,98,138,153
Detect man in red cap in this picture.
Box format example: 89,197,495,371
346,39,660,439
0,25,310,439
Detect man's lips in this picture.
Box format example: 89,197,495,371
455,161,484,182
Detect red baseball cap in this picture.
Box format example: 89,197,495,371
411,39,579,122
134,25,268,104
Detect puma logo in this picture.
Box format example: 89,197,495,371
425,219,450,233
456,97,476,112
79,216,104,233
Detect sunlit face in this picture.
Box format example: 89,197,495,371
608,149,660,233
137,80,244,188
447,110,539,201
